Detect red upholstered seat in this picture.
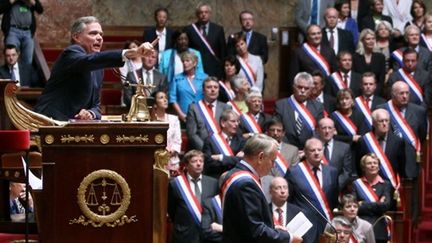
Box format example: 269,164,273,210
0,130,30,153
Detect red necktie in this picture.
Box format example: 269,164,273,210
276,208,284,226
207,103,214,117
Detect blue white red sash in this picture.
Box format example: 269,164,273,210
386,101,421,156
331,111,358,136
354,96,372,129
241,112,262,133
197,100,220,134
219,81,235,100
288,96,316,132
297,162,333,220
211,195,222,221
173,174,202,225
191,23,217,58
210,132,234,156
227,101,243,115
421,33,432,51
302,43,331,76
363,132,400,189
397,68,424,103
329,72,348,91
353,178,379,202
274,152,289,176
238,57,257,86
391,49,403,67
220,170,262,207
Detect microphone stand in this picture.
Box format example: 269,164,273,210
24,151,29,243
299,193,338,242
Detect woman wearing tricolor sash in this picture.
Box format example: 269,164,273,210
217,55,239,103
352,153,392,243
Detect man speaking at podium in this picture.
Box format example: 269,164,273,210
34,16,154,121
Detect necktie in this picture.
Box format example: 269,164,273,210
192,178,201,201
324,142,330,161
295,113,303,135
343,73,349,86
201,25,207,37
378,136,385,149
276,208,284,226
329,29,335,49
365,97,371,109
311,0,318,25
10,66,16,80
207,103,214,117
246,31,251,46
145,70,151,86
312,167,320,186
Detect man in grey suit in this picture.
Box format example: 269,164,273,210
266,119,300,169
274,72,324,150
295,0,335,36
186,77,231,150
316,117,352,189
123,49,167,107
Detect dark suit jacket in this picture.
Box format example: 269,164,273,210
222,162,291,243
269,202,317,243
288,43,338,87
0,62,43,87
201,196,222,243
370,95,386,110
352,52,386,95
321,28,355,54
168,174,219,243
357,132,406,177
203,133,245,179
34,45,124,120
227,30,268,64
123,68,167,107
322,93,337,114
359,14,393,32
142,26,174,51
185,22,226,79
378,102,427,178
387,68,431,107
326,71,362,98
186,101,231,150
327,139,353,189
352,178,393,241
274,97,324,149
285,162,339,242
391,46,432,74
332,108,370,144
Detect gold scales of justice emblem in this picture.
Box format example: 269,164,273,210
69,169,138,227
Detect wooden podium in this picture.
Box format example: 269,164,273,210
37,122,169,243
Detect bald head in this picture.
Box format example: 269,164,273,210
391,81,410,107
324,8,339,29
270,177,289,206
371,108,390,136
305,138,324,167
317,117,336,142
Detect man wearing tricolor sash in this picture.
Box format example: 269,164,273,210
316,118,353,189
288,24,337,86
186,77,231,150
378,81,427,223
285,138,339,242
201,194,223,243
184,3,226,79
168,150,218,243
327,51,362,97
352,153,392,243
275,72,324,150
239,90,271,139
387,47,431,107
203,110,245,179
222,134,302,243
391,25,432,74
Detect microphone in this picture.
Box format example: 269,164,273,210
299,192,338,242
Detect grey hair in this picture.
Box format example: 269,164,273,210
404,25,420,40
304,137,323,151
375,20,392,33
243,134,277,157
246,89,262,101
196,2,212,15
371,108,389,122
230,75,247,89
325,216,352,234
219,109,238,123
71,16,99,36
293,72,313,87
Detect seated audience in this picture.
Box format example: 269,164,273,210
169,51,208,122
151,90,181,172
240,89,271,139
340,193,375,243
227,75,250,114
218,55,240,103
352,153,392,243
0,44,43,87
186,76,231,150
159,29,204,84
168,150,218,243
203,109,245,179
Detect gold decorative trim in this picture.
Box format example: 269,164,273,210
100,134,110,144
153,149,169,176
14,171,20,178
4,171,9,177
69,169,137,227
154,134,164,144
115,134,149,143
61,134,95,143
45,134,54,144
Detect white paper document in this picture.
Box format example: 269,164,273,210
21,157,43,190
286,211,313,237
